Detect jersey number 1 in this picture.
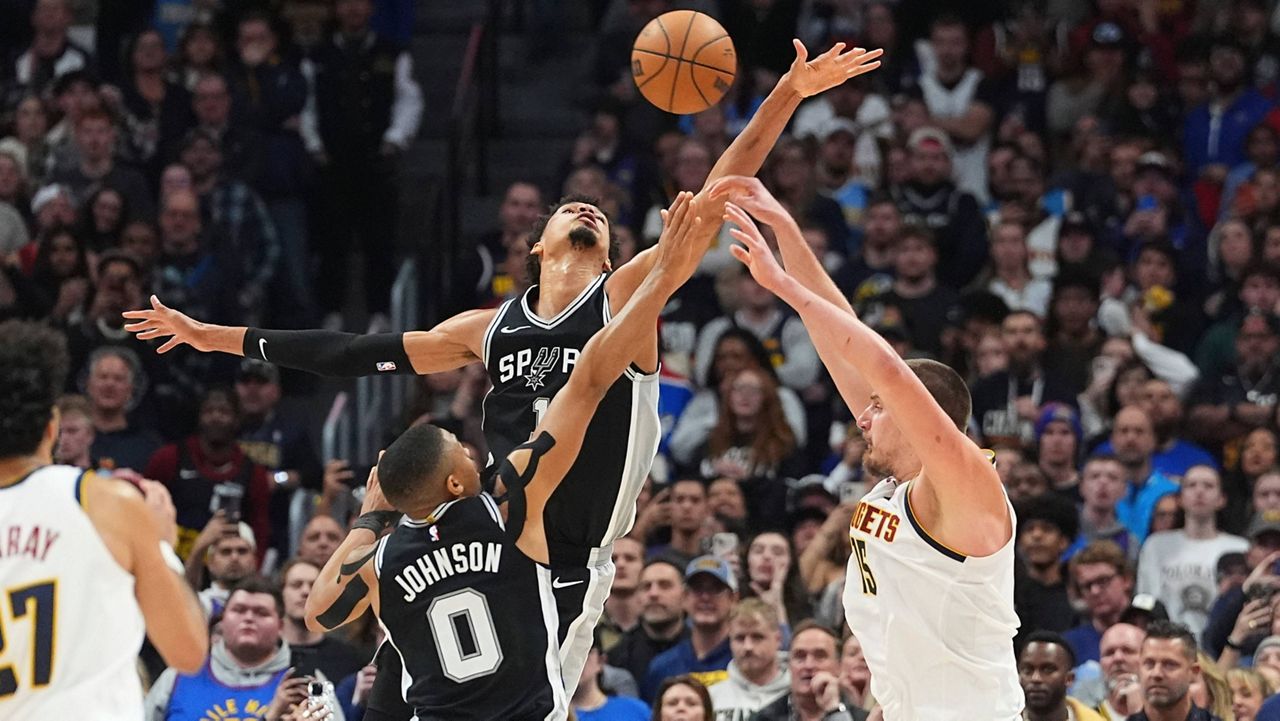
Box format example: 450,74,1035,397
0,580,57,696
427,588,504,682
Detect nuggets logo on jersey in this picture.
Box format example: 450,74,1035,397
850,501,900,543
496,346,580,390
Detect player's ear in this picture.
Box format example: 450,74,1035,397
444,472,465,499
602,259,612,272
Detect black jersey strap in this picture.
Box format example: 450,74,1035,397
242,328,413,377
498,431,557,543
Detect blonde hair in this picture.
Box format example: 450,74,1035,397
1198,652,1235,721
1227,668,1274,703
728,598,781,629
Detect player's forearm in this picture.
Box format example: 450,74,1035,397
576,274,675,395
305,527,380,631
775,278,893,402
773,217,854,315
242,328,415,376
706,77,802,184
196,321,249,356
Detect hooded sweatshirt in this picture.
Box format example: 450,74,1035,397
145,639,346,721
708,658,791,721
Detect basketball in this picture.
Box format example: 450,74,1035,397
631,10,736,115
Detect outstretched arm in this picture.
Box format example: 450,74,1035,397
304,468,390,632
711,180,871,411
731,210,1008,556
123,297,492,376
515,192,716,563
607,41,882,300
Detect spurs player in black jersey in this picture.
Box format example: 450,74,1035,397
125,41,883,711
300,192,715,721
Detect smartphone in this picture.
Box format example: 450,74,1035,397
209,482,244,523
711,532,739,558
1136,194,1158,212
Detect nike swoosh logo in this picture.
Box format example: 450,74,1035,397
552,578,584,589
258,338,268,360
500,326,531,334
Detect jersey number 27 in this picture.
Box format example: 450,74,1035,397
0,580,56,696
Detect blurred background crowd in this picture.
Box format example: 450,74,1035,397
17,0,1280,719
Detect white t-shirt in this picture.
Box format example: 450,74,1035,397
1136,530,1249,635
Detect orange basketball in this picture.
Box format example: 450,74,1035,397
631,10,736,115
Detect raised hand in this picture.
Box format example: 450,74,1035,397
726,202,791,293
652,191,713,289
122,295,211,354
706,175,791,229
784,40,883,99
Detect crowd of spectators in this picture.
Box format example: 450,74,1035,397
27,0,1280,719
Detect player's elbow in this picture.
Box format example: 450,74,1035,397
166,633,209,675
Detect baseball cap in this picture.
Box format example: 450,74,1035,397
1120,593,1169,625
685,555,738,593
1248,510,1280,540
1135,151,1175,177
238,358,280,384
1034,403,1083,444
818,116,860,142
907,127,954,156
1258,636,1280,659
30,184,68,215
1090,22,1126,49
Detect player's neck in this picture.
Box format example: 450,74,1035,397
282,616,322,646
1182,514,1218,539
0,455,44,488
534,260,601,318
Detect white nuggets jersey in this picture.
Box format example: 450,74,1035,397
0,466,147,719
842,478,1022,721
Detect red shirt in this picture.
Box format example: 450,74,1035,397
144,437,272,561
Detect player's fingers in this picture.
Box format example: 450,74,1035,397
122,319,157,331
121,309,152,320
729,243,753,266
724,202,753,229
659,208,668,226
151,294,168,311
822,42,845,60
135,329,168,340
157,337,183,354
791,38,808,63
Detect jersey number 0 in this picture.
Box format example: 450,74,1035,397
427,588,503,683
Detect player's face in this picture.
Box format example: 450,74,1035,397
1140,638,1197,709
611,538,645,592
282,562,318,621
1018,642,1072,712
857,394,911,480
640,564,686,624
728,616,781,679
208,536,255,583
533,202,609,268
658,682,706,721
746,532,790,587
221,591,282,654
789,629,839,697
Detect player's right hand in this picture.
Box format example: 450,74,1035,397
726,203,791,294
706,175,789,228
360,459,395,515
139,479,179,548
653,191,711,287
123,295,211,354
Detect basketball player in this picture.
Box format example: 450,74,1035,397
712,176,1021,720
300,192,715,720
123,41,882,705
0,321,208,718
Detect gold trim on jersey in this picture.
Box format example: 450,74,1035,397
903,483,967,563
74,470,96,510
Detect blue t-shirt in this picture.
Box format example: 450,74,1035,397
576,696,651,721
1063,622,1103,666
642,637,732,701
1093,440,1217,480
1259,692,1280,721
1116,471,1180,545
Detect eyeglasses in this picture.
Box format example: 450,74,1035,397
1078,573,1118,593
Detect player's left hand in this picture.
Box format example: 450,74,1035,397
811,671,842,712
783,40,883,99
727,203,790,293
653,191,711,288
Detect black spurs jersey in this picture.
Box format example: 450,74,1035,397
374,490,566,721
481,273,660,565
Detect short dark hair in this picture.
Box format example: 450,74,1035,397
377,423,450,508
905,358,971,430
0,321,69,458
1018,630,1077,668
226,575,284,617
897,224,937,249
1016,493,1080,541
1143,619,1198,662
525,195,620,285
791,619,842,651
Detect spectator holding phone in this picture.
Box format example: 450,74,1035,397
144,387,273,560
183,512,258,617
637,481,712,569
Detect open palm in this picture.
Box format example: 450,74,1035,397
726,203,789,293
787,40,883,98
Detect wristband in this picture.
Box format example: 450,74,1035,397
1226,637,1245,651
352,510,401,535
159,541,185,575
